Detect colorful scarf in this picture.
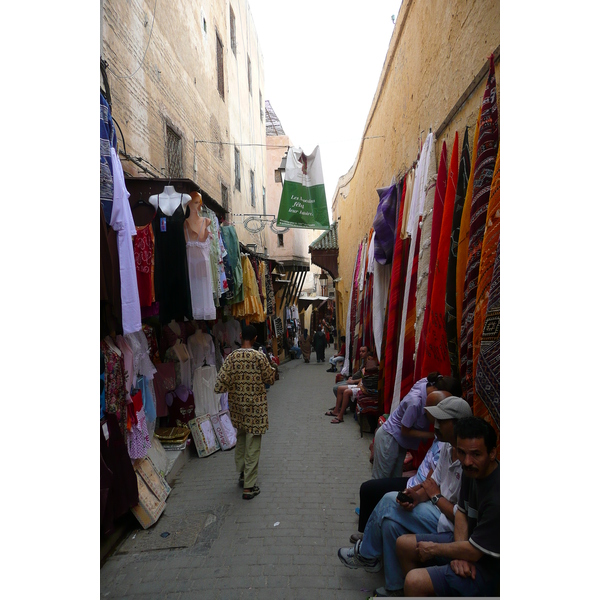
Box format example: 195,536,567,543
420,131,460,378
472,149,500,393
414,141,447,378
460,56,499,403
373,184,399,265
445,126,473,379
455,109,482,362
474,241,500,439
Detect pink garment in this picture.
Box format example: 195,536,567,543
152,362,177,418
110,147,141,334
127,391,151,459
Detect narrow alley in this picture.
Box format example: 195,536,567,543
101,346,385,599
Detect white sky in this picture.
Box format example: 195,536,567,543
248,0,402,208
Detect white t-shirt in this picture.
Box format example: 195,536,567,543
431,442,463,532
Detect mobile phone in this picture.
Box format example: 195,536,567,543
396,491,412,503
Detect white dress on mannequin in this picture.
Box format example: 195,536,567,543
184,220,216,321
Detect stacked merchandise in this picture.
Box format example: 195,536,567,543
341,56,500,456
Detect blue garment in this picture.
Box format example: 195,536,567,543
359,491,443,591
100,93,118,224
140,376,157,423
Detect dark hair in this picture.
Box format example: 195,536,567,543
454,417,497,453
242,325,258,341
340,336,346,343
426,372,462,397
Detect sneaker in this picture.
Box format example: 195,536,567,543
337,540,382,573
373,586,403,597
349,532,363,544
242,485,260,500
326,367,336,372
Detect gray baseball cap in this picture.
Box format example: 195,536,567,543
425,396,472,421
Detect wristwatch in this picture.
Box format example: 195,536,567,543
431,494,442,505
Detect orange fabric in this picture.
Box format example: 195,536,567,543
455,108,482,356
421,131,459,378
472,149,500,418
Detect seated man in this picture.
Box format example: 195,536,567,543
329,346,369,413
397,417,499,597
326,335,346,372
350,390,452,541
288,336,302,360
337,396,473,597
329,354,378,423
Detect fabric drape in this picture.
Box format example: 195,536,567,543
373,183,399,265
460,56,499,403
445,126,473,379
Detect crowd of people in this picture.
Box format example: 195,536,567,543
322,340,500,598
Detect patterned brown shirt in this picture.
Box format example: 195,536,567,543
214,348,276,434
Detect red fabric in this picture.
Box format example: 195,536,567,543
400,221,423,399
414,142,448,377
421,131,460,378
382,180,408,414
460,57,499,403
133,223,155,307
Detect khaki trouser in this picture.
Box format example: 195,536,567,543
235,428,262,489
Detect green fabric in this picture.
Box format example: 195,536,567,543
221,225,244,304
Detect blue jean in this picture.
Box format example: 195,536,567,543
358,492,443,591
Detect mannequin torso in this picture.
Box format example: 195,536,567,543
149,185,192,216
185,192,211,242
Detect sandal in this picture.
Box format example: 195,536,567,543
331,417,343,424
325,410,336,416
242,485,260,500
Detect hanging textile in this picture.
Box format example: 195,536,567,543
400,169,415,239
221,225,244,304
414,141,448,377
373,183,399,265
100,93,118,224
101,339,128,442
232,255,266,323
474,241,500,438
110,147,142,335
420,131,460,378
446,125,474,379
341,243,362,376
372,259,392,361
100,205,122,338
472,149,500,400
205,209,221,303
414,140,442,359
460,56,499,403
382,179,409,413
392,133,435,412
133,222,155,308
264,262,276,316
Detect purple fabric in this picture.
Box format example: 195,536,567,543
381,377,429,450
373,184,398,265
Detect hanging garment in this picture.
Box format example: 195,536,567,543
101,339,128,442
142,323,160,364
100,204,122,338
206,210,222,302
133,222,155,308
341,242,362,376
372,258,392,362
165,385,196,428
455,109,482,350
115,335,135,405
472,150,500,402
474,241,500,438
373,183,398,265
382,179,408,413
159,320,195,360
110,147,142,335
184,220,217,321
100,93,118,224
232,255,266,322
192,365,222,416
152,362,177,418
221,225,244,304
217,224,229,300
124,330,157,380
225,318,242,350
164,341,192,390
264,262,276,316
460,56,499,403
152,202,193,325
187,330,216,371
127,390,152,460
446,126,474,380
420,131,460,378
414,140,442,356
414,141,447,374
392,133,435,412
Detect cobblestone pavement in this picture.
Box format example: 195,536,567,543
101,346,384,599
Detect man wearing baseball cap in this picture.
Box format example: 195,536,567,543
337,396,473,597
397,416,500,597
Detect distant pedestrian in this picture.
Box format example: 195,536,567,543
214,325,276,500
300,329,312,362
313,325,327,363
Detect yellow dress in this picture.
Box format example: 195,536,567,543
232,255,266,322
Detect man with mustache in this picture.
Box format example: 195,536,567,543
397,416,500,597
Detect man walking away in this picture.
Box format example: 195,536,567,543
214,325,276,500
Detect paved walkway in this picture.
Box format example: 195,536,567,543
101,346,385,599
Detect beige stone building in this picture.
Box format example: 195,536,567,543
101,0,267,239
331,0,500,334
